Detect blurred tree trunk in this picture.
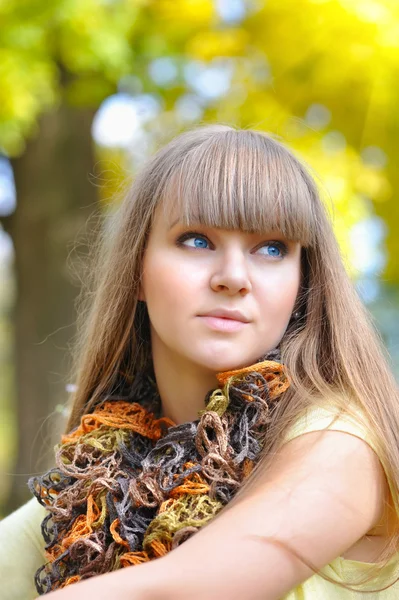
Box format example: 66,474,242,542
4,104,97,512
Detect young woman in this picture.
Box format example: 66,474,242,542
2,124,399,599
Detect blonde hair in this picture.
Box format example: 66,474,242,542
66,124,399,592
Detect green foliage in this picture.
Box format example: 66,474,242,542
0,0,144,154
1,0,399,278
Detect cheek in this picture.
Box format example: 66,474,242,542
258,266,300,321
141,253,200,314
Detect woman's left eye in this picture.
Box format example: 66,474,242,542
176,232,210,249
258,242,287,258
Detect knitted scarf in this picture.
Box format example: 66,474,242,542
29,352,290,594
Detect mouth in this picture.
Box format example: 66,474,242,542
199,309,250,323
198,315,249,333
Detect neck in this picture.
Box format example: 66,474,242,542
151,346,220,426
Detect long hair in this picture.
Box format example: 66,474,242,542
65,124,399,590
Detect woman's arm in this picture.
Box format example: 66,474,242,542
42,429,387,600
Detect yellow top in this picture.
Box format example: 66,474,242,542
0,497,47,600
1,404,399,599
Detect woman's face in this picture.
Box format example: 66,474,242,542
139,203,302,374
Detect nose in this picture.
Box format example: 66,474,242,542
210,249,252,296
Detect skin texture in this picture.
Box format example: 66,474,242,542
138,203,301,424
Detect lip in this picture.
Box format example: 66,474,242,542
199,309,250,323
198,315,248,332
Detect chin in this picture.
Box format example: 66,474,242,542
194,350,263,374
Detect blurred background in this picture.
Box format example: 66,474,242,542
1,0,399,516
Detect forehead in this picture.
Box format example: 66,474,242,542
149,131,319,246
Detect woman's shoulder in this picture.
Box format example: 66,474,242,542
283,393,399,532
1,496,47,547
0,498,47,600
283,394,374,449
281,400,399,597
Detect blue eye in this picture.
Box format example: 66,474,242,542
261,243,285,258
177,232,210,249
192,236,208,249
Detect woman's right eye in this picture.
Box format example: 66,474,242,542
176,231,211,249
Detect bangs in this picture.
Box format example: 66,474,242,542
160,130,318,247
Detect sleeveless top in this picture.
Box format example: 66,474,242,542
1,403,399,599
